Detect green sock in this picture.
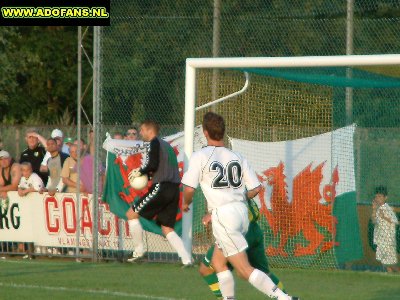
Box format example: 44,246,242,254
269,272,286,293
203,273,223,299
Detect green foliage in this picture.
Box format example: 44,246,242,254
1,1,400,126
0,28,23,107
0,26,93,125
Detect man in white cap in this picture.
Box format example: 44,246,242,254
50,128,69,154
38,128,69,173
0,150,21,199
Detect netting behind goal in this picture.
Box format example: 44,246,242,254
190,66,400,269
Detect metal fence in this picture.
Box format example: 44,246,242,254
2,0,400,265
95,0,400,264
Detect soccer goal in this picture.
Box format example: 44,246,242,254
182,54,400,269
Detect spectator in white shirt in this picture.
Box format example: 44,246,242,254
18,162,44,197
40,138,68,196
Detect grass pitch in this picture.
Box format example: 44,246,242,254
0,259,399,300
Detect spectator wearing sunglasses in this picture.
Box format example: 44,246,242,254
125,128,138,141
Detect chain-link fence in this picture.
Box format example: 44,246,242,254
101,0,400,128
97,0,400,267
0,0,398,268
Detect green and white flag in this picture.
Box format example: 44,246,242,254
101,133,186,236
231,124,363,264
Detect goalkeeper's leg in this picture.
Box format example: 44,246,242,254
126,208,144,260
162,226,193,266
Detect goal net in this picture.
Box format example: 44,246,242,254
184,55,400,269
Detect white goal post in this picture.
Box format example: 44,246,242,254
181,54,400,254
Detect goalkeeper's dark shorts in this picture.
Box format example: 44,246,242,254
133,182,180,229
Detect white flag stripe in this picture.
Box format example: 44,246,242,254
230,124,356,201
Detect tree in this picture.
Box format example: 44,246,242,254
0,26,93,125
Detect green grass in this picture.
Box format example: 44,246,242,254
0,259,399,300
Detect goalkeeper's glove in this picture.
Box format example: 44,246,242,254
128,168,142,181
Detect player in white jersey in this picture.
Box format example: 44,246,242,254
182,112,294,300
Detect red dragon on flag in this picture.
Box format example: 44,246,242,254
112,145,184,222
258,161,339,257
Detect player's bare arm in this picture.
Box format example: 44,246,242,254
202,213,211,226
247,184,261,199
182,185,195,212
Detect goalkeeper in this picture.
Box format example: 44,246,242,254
125,120,192,266
200,197,297,299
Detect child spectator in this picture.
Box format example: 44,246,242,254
17,162,44,259
18,162,44,197
372,186,399,272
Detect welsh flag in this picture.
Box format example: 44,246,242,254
102,133,185,236
231,124,363,266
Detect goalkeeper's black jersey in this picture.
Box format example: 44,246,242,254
140,137,180,184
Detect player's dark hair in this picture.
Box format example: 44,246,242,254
202,112,225,141
141,120,160,135
375,185,388,196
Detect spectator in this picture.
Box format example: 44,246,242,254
20,127,48,185
72,138,104,194
372,186,399,273
74,138,88,155
113,132,124,139
124,127,138,141
51,128,69,154
61,144,84,193
39,128,69,173
80,153,104,195
17,161,43,260
0,150,21,198
0,137,3,150
18,162,44,197
40,138,69,196
64,137,74,152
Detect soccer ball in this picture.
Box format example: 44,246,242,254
129,174,148,190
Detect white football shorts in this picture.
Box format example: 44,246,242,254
211,201,249,257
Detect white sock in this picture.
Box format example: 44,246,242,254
216,270,235,299
128,219,144,256
165,231,192,264
248,269,289,300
